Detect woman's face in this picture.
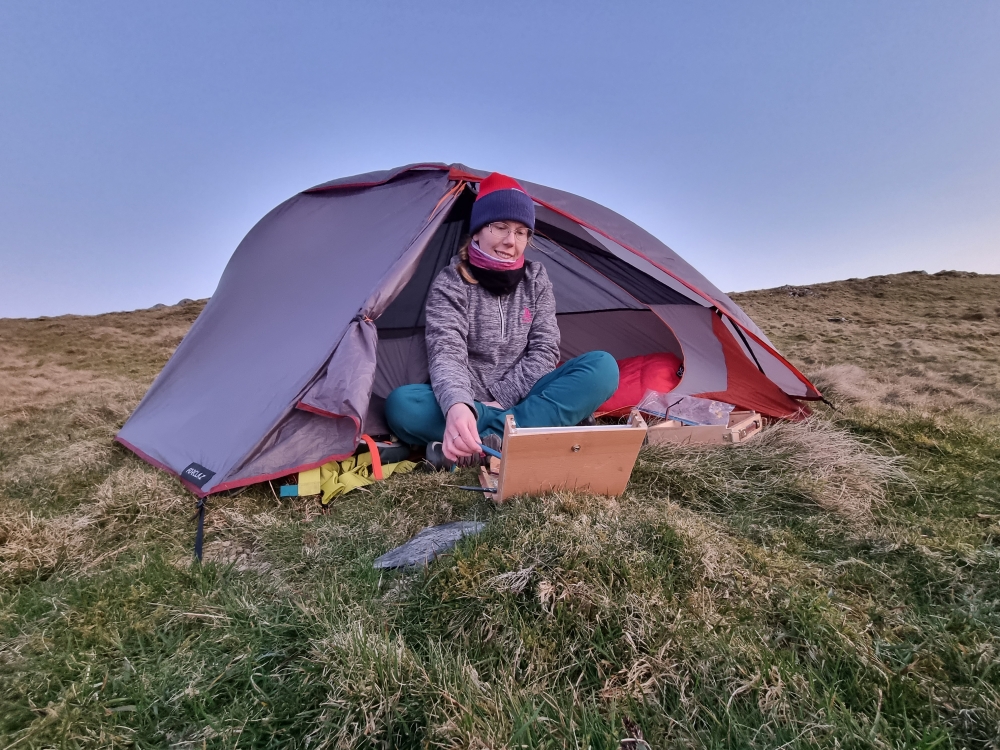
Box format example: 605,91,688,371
473,220,531,262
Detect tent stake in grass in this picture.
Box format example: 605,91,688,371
190,497,207,562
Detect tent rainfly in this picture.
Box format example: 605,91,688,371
116,163,822,497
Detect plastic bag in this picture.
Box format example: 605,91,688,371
668,395,734,425
635,389,675,418
636,391,734,426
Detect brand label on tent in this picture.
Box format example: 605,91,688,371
181,462,216,489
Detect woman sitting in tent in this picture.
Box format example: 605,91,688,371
384,172,620,467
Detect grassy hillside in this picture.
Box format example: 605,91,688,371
735,271,1000,415
1,272,999,749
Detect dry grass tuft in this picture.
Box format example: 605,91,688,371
747,417,905,516
197,538,273,573
637,417,902,521
0,344,137,418
0,465,191,583
1,438,113,484
810,361,994,415
659,504,746,582
0,509,94,581
91,464,191,517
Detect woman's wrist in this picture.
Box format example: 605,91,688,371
447,403,476,419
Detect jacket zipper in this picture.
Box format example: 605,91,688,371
497,296,505,339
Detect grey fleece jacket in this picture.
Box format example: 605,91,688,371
425,256,560,416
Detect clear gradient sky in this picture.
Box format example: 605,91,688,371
2,1,998,318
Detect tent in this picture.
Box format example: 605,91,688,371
116,163,821,497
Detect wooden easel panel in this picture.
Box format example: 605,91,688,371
495,411,647,503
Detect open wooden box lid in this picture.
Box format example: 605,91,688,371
487,410,648,503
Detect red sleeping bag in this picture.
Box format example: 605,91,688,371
595,352,683,417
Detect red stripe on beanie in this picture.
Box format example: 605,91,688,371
469,172,536,233
476,172,527,200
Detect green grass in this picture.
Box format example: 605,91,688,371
3,275,1000,747
3,405,999,748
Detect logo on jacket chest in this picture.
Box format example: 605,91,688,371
521,307,533,324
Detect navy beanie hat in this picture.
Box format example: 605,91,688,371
469,172,536,234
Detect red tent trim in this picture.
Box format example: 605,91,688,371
694,315,810,419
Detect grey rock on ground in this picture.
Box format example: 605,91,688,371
373,521,486,569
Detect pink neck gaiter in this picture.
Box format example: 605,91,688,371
468,240,525,271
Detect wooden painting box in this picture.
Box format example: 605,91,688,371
482,410,648,503
645,410,762,447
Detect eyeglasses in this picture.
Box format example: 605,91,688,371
487,222,533,245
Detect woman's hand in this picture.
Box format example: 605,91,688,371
443,403,481,462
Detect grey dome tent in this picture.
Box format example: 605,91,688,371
116,163,821,497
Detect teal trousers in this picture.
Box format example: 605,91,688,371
384,350,619,446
